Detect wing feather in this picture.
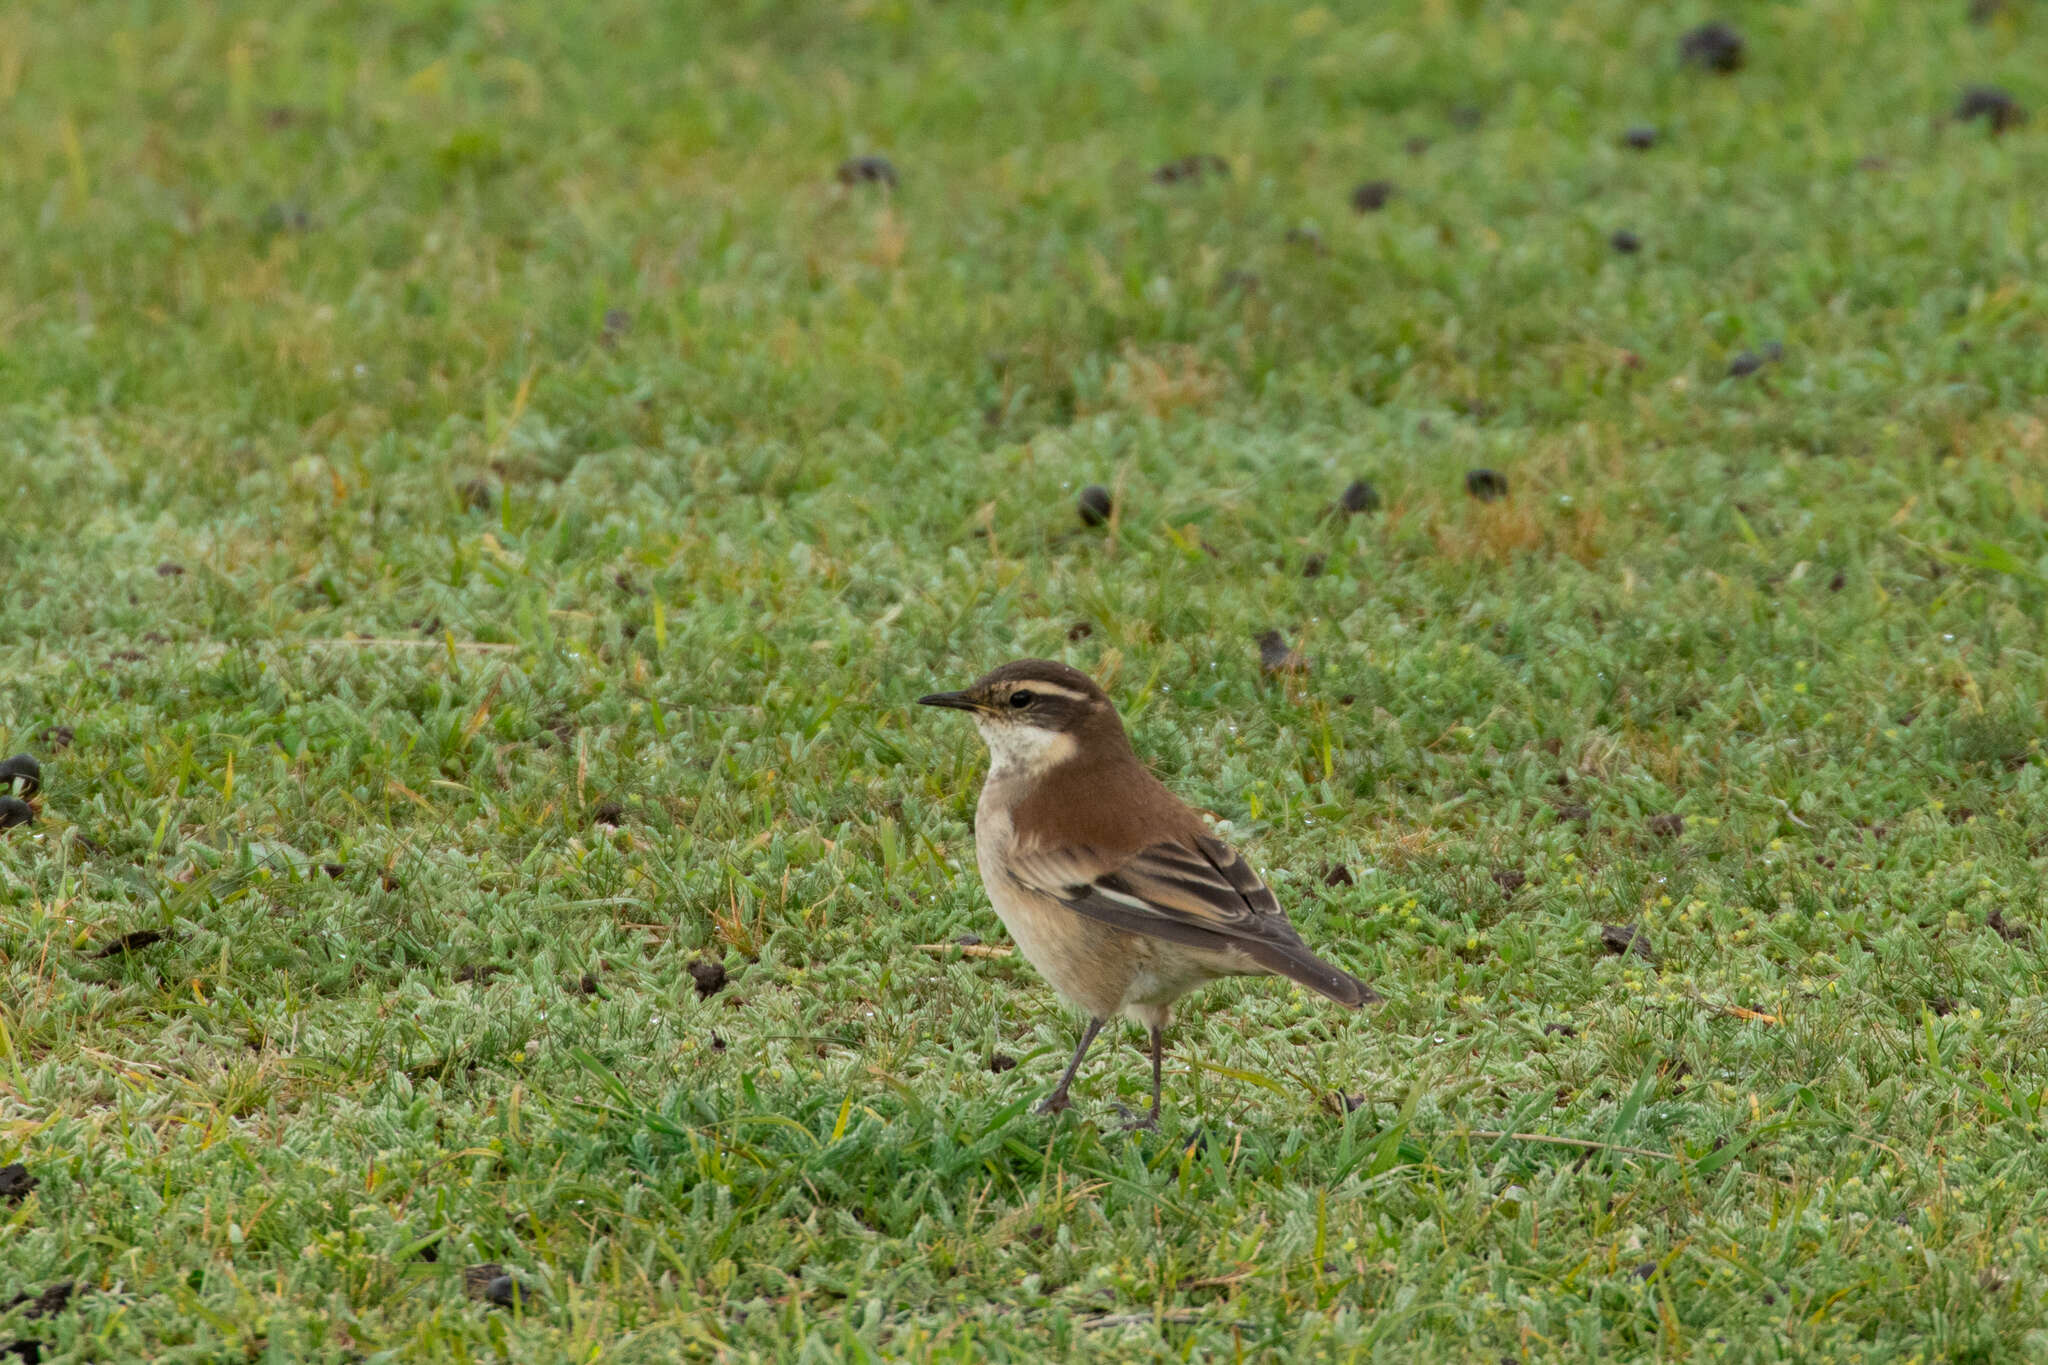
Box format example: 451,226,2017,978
1006,834,1379,1007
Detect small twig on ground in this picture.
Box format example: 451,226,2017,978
915,942,1015,959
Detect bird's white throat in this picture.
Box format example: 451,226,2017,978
973,717,1077,781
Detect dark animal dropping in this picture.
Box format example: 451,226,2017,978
1301,553,1327,579
1077,484,1113,527
1257,629,1308,676
94,929,169,957
1622,125,1659,150
1679,23,1745,73
988,1052,1018,1073
0,755,39,797
1728,351,1764,378
1609,229,1641,254
1465,469,1508,502
1,1282,74,1319
0,1163,36,1202
1600,923,1656,963
1337,479,1381,514
836,156,897,187
1956,86,2025,134
1322,863,1354,887
1350,180,1395,213
1151,153,1228,185
689,957,729,998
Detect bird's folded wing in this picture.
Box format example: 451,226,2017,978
1007,834,1303,956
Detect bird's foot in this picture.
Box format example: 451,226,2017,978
1112,1103,1159,1132
1035,1090,1074,1117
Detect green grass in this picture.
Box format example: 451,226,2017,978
4,0,2048,1358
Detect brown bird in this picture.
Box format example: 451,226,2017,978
919,659,1377,1128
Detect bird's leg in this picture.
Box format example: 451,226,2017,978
1130,1025,1165,1130
1037,1017,1105,1115
1119,1025,1166,1131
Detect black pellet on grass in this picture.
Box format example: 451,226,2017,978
1077,484,1113,527
1336,478,1381,514
93,929,170,957
1465,468,1509,501
0,1164,36,1202
836,155,897,187
1349,180,1395,213
1679,22,1745,73
1322,863,1353,887
1622,125,1659,150
689,957,729,998
1728,351,1764,377
1956,86,2025,134
988,1053,1018,1073
1257,629,1308,676
1609,229,1641,254
1301,553,1327,579
1601,923,1656,963
0,754,40,797
1151,153,1228,185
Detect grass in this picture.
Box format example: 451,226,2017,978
3,0,2048,1358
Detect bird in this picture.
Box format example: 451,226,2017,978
918,659,1378,1128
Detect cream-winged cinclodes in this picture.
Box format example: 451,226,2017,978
920,659,1377,1128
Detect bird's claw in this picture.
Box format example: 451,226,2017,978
1036,1091,1073,1117
1112,1103,1159,1132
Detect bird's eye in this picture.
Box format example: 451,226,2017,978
1008,690,1036,709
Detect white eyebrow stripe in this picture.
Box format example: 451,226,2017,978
1012,683,1092,702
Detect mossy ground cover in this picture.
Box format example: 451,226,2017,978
4,2,2048,1359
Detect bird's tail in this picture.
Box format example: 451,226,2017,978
1245,940,1381,1008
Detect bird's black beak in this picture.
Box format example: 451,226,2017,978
917,690,979,712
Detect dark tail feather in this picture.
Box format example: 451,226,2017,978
1245,941,1381,1008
